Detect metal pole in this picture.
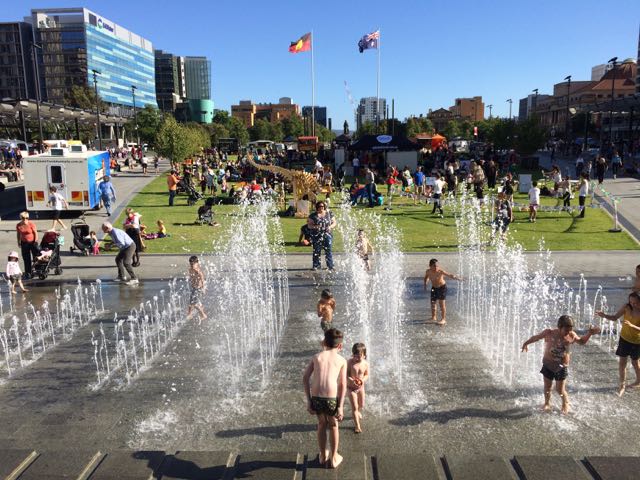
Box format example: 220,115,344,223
583,110,589,152
376,28,381,132
19,110,27,143
92,69,102,150
564,75,571,153
131,85,139,145
31,43,44,144
488,104,493,118
391,98,395,136
608,57,618,147
507,99,512,119
311,30,315,138
532,88,538,118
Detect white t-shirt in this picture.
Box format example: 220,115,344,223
579,181,589,197
528,187,540,205
50,192,65,210
433,179,445,195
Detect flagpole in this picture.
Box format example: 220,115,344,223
376,28,381,132
311,30,316,137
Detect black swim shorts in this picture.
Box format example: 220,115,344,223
311,396,338,416
616,337,640,360
540,364,568,381
431,284,447,302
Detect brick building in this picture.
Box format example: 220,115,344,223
231,97,300,128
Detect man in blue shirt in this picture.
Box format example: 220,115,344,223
98,176,116,216
101,221,138,285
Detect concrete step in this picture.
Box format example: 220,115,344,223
1,449,637,479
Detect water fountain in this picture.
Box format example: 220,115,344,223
0,279,105,378
454,192,615,386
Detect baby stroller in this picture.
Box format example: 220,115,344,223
69,219,91,255
196,197,218,226
178,177,202,206
33,231,63,280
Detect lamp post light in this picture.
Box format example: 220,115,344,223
487,104,493,119
532,88,539,118
92,69,102,150
30,43,44,146
506,99,512,119
131,85,139,146
564,75,571,154
608,57,618,147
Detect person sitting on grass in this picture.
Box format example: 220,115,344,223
144,220,168,240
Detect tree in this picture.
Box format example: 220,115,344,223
404,117,433,138
249,119,272,141
515,117,547,155
132,105,162,145
155,116,209,162
64,85,107,113
206,123,230,146
212,110,230,126
281,115,304,139
315,123,335,143
227,117,249,146
355,121,377,138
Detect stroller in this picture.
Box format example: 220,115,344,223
69,219,92,255
178,177,202,206
33,230,63,280
196,197,218,226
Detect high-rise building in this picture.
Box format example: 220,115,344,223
154,49,185,112
30,8,156,115
302,106,327,128
356,97,386,130
518,93,549,120
0,22,35,101
637,26,640,94
184,56,211,100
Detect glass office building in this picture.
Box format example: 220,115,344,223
31,8,156,112
184,56,211,100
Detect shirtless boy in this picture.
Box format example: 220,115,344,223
303,328,347,469
355,229,374,271
317,289,336,332
423,258,462,325
347,343,369,433
186,255,207,323
522,315,600,414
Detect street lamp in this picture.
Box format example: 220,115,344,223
92,69,102,150
131,85,139,146
608,57,618,146
532,88,539,118
564,75,571,153
487,104,493,119
30,43,44,146
506,99,512,119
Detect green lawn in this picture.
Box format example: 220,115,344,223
113,174,639,254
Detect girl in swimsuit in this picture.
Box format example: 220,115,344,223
347,343,370,433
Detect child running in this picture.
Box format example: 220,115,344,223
596,292,640,396
303,328,347,469
521,315,600,413
186,255,207,323
528,180,540,223
347,343,369,433
355,229,374,271
6,251,28,294
317,289,336,332
423,258,462,325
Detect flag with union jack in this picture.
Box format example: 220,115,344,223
358,30,379,53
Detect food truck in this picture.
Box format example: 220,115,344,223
23,145,110,211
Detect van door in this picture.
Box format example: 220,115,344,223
47,163,67,199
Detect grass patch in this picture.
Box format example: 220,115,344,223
113,175,639,254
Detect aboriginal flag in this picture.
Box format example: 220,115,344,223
289,32,311,53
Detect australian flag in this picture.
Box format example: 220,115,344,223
358,30,380,53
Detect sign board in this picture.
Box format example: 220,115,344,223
519,174,532,193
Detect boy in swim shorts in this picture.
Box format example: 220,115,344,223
423,258,462,325
317,289,336,332
303,328,347,469
186,255,207,323
522,315,600,414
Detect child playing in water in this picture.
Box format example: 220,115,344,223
317,289,336,332
347,343,369,433
6,251,28,294
521,315,600,413
355,229,373,271
303,328,347,469
186,255,207,323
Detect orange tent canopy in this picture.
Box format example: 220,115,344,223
431,134,447,150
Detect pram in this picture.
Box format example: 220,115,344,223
196,197,218,225
69,219,91,255
178,178,202,206
33,231,63,279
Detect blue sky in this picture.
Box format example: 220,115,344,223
5,1,639,127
